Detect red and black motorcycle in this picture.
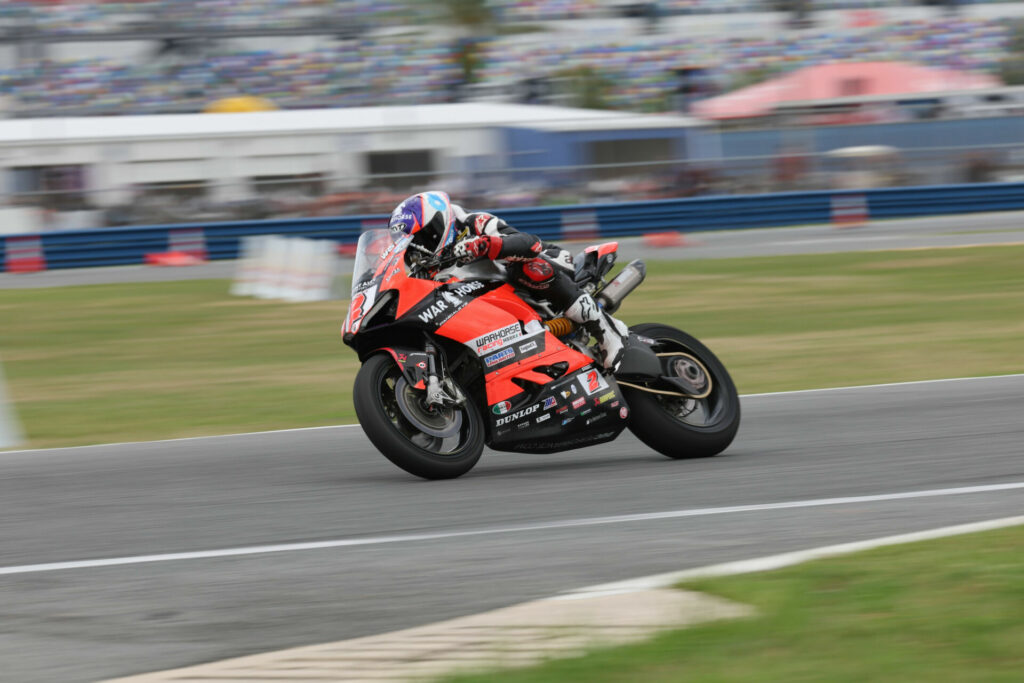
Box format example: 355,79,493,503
342,229,740,479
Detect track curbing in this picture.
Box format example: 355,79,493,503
103,515,1024,682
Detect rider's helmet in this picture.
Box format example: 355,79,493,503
388,191,457,254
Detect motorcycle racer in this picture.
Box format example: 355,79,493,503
387,190,630,369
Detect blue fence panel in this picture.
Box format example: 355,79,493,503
865,182,1024,219
5,182,1024,272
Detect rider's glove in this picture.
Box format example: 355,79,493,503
453,236,497,264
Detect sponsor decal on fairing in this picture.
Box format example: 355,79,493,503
518,341,538,354
578,369,609,396
484,347,515,367
543,396,557,410
535,413,551,424
619,406,629,419
594,391,616,406
556,405,569,414
491,401,512,415
571,397,586,410
472,323,522,355
495,403,540,426
416,281,485,324
418,301,451,324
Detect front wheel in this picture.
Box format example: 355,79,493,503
620,323,740,459
353,353,484,479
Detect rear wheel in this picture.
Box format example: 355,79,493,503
621,323,740,459
353,354,484,479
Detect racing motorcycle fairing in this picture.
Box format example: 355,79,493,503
377,346,431,390
402,277,592,402
574,241,619,284
343,229,628,452
487,364,628,454
584,241,619,258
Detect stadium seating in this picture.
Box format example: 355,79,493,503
2,14,1008,116
2,1,1023,36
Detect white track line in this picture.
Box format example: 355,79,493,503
740,372,1024,398
1,481,1021,577
559,515,1024,599
0,423,361,455
4,372,1024,456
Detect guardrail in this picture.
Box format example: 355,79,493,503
4,182,1024,272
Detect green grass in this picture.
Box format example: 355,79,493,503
0,281,354,447
2,244,1023,447
443,524,1024,683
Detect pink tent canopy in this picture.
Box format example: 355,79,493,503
692,62,1001,120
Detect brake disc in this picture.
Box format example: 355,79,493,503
394,376,462,439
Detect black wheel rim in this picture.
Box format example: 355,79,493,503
652,337,729,429
378,365,473,456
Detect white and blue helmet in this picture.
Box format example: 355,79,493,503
388,191,457,254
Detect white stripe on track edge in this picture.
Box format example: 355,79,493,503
557,514,1024,600
739,371,1024,398
0,481,1021,576
0,423,361,455
4,372,1024,456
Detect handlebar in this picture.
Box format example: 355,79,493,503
408,242,460,275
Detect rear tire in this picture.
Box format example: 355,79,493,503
621,323,740,459
353,354,484,479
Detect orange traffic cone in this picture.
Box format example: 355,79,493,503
642,231,689,248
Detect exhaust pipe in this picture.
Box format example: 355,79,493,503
596,259,646,314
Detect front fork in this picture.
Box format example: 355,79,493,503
423,341,465,407
379,343,465,408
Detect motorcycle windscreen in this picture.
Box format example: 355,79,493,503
350,229,407,297
344,229,410,336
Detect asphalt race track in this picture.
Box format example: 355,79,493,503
1,376,1022,682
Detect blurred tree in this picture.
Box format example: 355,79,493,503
999,20,1024,85
437,0,493,29
556,65,614,110
435,0,495,92
1007,19,1024,53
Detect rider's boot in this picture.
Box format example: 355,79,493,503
565,293,629,371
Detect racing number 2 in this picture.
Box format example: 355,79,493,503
347,292,366,334
586,370,600,393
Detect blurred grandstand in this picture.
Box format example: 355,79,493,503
4,0,1024,230
0,1,1020,118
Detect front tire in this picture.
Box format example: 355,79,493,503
621,323,740,459
353,354,484,479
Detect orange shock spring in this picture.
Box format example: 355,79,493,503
544,317,576,337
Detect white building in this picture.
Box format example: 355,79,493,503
0,103,704,232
